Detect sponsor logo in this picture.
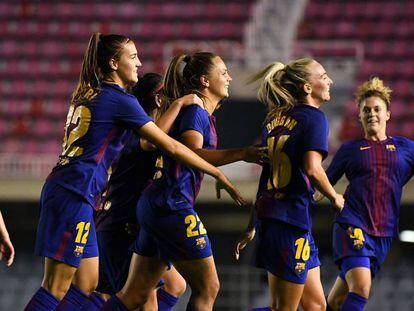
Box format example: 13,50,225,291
359,146,371,150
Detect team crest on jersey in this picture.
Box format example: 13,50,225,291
386,144,396,151
103,201,111,211
347,226,365,250
196,237,207,250
74,245,84,257
295,262,306,274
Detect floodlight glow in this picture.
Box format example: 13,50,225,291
399,230,414,243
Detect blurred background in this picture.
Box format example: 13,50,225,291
1,0,414,309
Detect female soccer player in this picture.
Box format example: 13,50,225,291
92,73,201,310
325,77,414,311
100,52,263,311
235,59,344,311
24,33,243,311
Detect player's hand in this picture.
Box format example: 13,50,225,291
331,193,344,212
0,237,15,267
215,173,245,207
243,145,268,164
177,94,204,108
235,228,255,260
313,190,324,202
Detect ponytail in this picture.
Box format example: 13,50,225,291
250,58,314,123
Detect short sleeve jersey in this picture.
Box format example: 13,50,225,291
255,104,329,231
147,105,217,211
327,136,414,237
47,83,152,206
94,132,158,231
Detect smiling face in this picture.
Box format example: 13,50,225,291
204,56,232,101
112,41,141,88
359,96,390,138
305,61,333,106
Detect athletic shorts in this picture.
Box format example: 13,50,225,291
96,228,135,295
133,192,212,263
254,219,320,284
35,181,98,267
332,222,392,277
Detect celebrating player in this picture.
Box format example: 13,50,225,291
235,59,344,311
91,73,202,310
325,77,414,311
24,33,244,311
101,52,263,311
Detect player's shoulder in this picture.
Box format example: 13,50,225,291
100,83,137,104
180,105,209,124
293,105,327,127
391,136,414,148
182,104,207,116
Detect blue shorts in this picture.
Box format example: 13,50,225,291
96,229,135,295
35,181,98,267
333,222,392,277
134,192,212,263
254,219,320,284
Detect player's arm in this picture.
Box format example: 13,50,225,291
138,122,245,206
303,151,344,211
0,211,15,267
180,130,266,166
315,145,347,201
235,205,256,260
140,94,203,151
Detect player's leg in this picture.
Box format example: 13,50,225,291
117,253,167,309
172,256,219,311
326,276,349,310
299,266,326,311
157,265,186,311
25,182,93,310
100,222,169,311
341,264,371,311
56,202,100,310
268,272,304,311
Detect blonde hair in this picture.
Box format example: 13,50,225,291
250,58,315,123
355,77,392,109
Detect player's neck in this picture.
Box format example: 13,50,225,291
304,97,321,109
364,131,387,141
202,96,219,116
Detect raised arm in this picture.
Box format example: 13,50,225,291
140,94,203,151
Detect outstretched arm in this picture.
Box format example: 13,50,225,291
138,122,245,206
180,130,267,166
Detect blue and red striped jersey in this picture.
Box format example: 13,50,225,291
95,132,158,231
255,104,329,231
145,105,217,211
48,83,152,206
327,136,414,237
